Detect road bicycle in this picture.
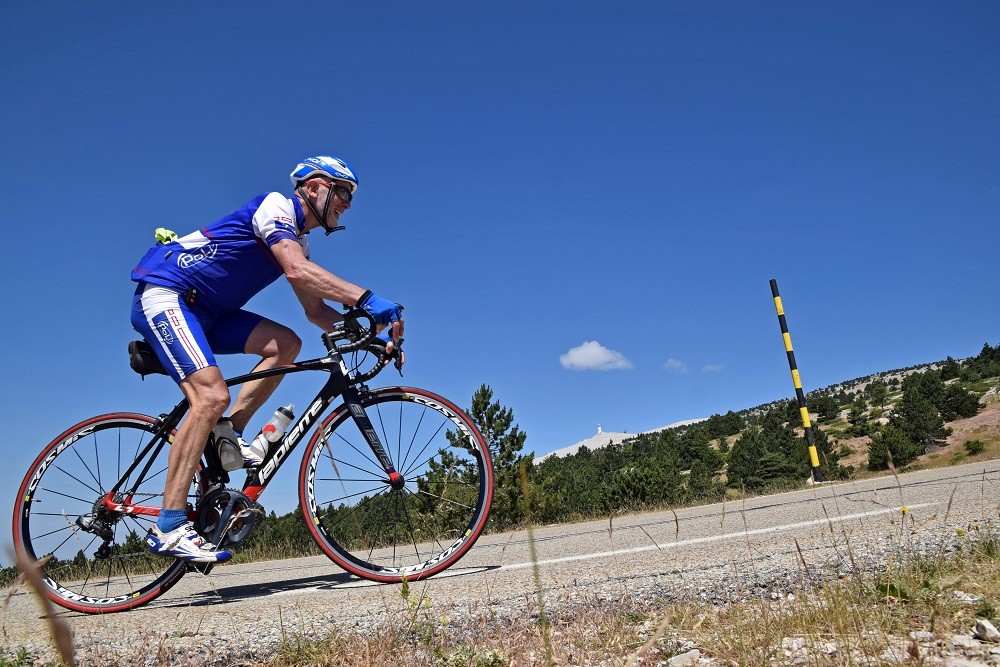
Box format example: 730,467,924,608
12,310,494,614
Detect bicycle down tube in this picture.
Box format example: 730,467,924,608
243,354,400,498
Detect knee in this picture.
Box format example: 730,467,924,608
190,384,231,418
248,321,301,363
273,327,302,362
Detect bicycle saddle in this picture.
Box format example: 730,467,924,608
128,340,168,378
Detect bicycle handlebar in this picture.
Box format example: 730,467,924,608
322,307,379,353
321,308,403,383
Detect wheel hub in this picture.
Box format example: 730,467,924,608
388,471,405,490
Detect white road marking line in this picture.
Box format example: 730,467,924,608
500,503,938,571
232,503,936,599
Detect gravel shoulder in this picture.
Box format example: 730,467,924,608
4,458,1000,665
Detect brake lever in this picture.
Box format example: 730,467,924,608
392,338,404,376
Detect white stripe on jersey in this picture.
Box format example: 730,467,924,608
251,192,310,258
175,230,211,250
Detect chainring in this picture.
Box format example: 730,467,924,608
197,487,263,547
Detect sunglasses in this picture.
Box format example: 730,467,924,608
327,181,353,203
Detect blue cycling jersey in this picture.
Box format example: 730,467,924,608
131,193,309,316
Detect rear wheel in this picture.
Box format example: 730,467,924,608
12,414,195,613
299,387,493,581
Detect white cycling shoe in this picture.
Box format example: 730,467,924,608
146,522,232,563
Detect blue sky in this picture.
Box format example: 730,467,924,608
2,2,997,558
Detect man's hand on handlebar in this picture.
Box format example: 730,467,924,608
383,330,405,373
356,290,405,371
357,290,402,327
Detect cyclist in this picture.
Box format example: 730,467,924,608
130,155,404,563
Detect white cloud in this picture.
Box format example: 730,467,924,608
560,341,633,371
663,358,688,373
702,364,726,373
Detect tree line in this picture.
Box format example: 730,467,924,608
483,342,997,530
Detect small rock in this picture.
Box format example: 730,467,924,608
975,619,1000,643
954,590,984,603
782,637,806,651
668,648,701,666
951,635,983,650
910,630,935,641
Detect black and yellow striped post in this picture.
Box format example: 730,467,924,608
770,279,824,483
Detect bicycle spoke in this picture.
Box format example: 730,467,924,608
92,431,102,493
398,420,448,479
72,445,104,495
328,427,383,472
30,520,80,544
415,487,477,511
50,465,102,499
34,486,97,505
317,481,390,508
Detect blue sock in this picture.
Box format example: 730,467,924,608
157,508,188,533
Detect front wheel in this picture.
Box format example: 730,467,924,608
299,387,493,582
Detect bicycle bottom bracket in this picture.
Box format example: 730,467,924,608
197,488,262,547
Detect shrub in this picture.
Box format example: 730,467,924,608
965,439,986,456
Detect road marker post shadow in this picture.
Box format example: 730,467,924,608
769,278,824,483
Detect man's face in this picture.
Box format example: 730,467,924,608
316,178,352,226
305,178,354,228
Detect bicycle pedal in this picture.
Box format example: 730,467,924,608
188,562,215,575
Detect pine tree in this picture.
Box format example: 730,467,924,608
866,379,889,412
868,423,923,470
891,387,947,446
461,384,531,530
940,384,982,421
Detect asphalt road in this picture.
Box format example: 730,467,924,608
4,458,1000,663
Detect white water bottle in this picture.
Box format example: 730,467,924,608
247,405,295,461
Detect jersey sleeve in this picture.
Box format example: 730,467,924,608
252,193,302,246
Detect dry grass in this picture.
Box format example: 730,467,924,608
245,527,1000,667
254,478,1000,667
3,551,75,667
7,503,1000,667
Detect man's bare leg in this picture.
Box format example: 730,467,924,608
226,319,301,433
162,366,230,510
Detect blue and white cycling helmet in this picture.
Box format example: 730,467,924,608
290,156,358,193
291,156,358,235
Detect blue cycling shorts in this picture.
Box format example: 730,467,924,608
131,283,264,383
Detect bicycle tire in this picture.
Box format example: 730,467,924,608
299,386,493,582
12,413,195,613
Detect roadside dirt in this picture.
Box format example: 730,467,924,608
834,398,1000,471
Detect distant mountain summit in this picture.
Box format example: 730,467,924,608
534,418,707,464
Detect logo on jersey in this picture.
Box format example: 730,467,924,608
155,320,174,344
178,243,218,268
274,221,296,234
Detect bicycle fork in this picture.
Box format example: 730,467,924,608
340,384,405,490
